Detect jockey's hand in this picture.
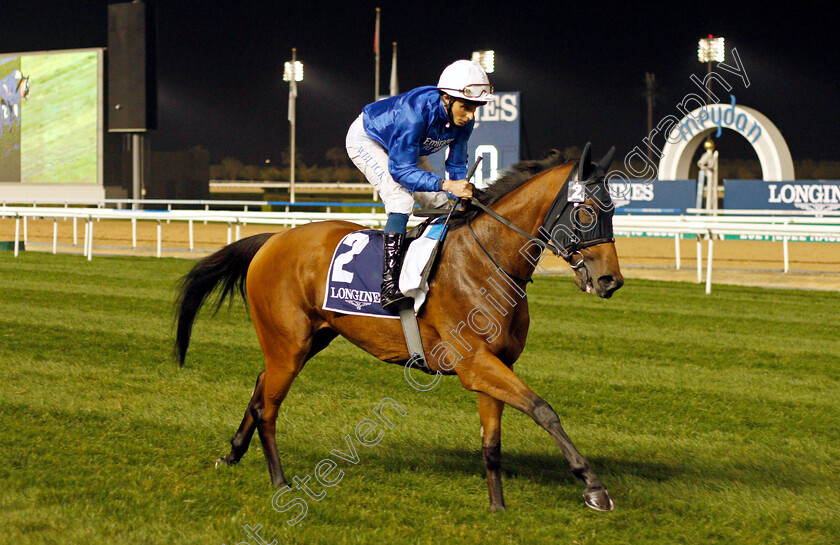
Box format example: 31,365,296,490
442,179,474,200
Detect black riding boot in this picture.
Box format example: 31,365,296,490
381,232,410,310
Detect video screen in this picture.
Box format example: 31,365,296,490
0,49,99,184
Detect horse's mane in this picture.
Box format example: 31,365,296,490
449,150,572,229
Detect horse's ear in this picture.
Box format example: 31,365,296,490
579,142,592,178
597,146,616,174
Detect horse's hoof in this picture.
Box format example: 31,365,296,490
490,503,507,513
583,488,614,511
215,455,236,468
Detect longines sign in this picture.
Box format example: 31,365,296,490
725,180,840,213
609,179,696,213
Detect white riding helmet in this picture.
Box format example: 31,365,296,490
437,60,494,104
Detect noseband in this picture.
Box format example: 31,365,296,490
466,164,615,277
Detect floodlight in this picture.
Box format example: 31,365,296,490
283,60,304,82
698,36,725,63
471,50,495,73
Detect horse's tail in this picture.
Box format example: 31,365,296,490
174,232,274,366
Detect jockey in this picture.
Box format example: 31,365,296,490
345,59,493,310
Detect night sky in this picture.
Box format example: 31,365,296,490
4,1,838,166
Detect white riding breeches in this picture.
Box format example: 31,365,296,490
346,114,449,215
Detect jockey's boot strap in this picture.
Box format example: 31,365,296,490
381,232,410,311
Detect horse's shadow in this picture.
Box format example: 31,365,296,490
372,445,684,486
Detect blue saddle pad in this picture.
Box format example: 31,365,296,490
322,230,399,318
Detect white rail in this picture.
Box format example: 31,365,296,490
2,207,840,293
0,207,399,261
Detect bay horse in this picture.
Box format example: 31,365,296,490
175,146,624,512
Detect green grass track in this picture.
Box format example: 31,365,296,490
1,252,838,544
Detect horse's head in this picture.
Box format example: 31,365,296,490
542,144,623,298
18,75,30,101
456,146,623,298
11,70,30,101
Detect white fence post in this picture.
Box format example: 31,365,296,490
783,236,790,273
674,233,681,270
87,219,94,261
696,235,702,283
14,216,20,257
705,233,714,295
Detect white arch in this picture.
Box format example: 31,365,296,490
657,103,795,181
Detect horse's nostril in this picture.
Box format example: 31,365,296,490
598,275,623,292
598,275,615,289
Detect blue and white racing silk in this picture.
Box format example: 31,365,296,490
362,86,473,193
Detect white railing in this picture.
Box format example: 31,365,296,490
3,207,840,294
613,215,840,292
0,206,402,260
0,198,384,213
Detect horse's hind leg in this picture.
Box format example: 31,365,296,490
214,362,300,487
215,371,265,468
254,364,301,486
215,329,338,471
253,326,338,487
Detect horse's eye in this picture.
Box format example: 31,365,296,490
575,207,596,226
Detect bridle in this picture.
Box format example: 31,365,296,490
465,162,615,281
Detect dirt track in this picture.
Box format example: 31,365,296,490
3,218,840,291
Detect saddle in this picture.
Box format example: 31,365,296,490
397,208,458,375
321,219,453,374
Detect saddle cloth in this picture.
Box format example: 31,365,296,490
322,223,446,318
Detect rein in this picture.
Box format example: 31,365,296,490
466,218,533,284
465,165,615,279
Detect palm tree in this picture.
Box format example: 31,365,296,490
325,146,349,169
280,146,305,168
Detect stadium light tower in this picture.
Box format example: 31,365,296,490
697,36,724,209
471,50,495,73
698,35,724,137
284,48,304,203
698,35,725,94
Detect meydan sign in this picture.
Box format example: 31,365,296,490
657,95,795,181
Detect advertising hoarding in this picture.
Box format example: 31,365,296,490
611,179,697,214
725,180,840,213
0,48,104,200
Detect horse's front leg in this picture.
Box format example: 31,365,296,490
478,392,505,511
459,352,614,511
